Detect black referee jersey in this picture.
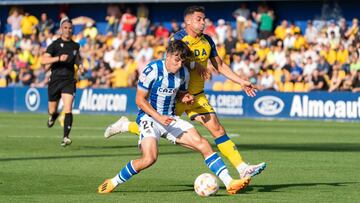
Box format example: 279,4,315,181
46,38,80,81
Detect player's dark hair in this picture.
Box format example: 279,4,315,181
167,40,192,61
184,6,205,18
60,17,72,27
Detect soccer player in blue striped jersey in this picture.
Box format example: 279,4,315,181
98,40,250,195
105,6,266,181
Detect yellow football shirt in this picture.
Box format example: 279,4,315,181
171,30,218,94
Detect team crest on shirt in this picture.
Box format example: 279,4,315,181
60,43,64,48
139,73,147,83
73,50,77,56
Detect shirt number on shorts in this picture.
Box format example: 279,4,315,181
141,121,154,129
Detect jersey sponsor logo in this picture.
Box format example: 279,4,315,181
157,87,177,95
254,96,284,116
290,95,360,119
193,49,207,57
25,88,41,111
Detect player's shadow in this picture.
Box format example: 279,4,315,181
244,182,358,193
0,150,196,162
211,143,360,152
114,184,228,196
80,143,175,150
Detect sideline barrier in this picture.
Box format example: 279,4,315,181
1,87,360,121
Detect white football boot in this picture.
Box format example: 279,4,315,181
104,116,130,139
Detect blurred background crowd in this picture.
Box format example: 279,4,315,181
1,2,360,92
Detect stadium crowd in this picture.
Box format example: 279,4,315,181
1,4,360,92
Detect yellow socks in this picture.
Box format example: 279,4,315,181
215,134,244,170
128,122,140,135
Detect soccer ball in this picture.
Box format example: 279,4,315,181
194,173,219,197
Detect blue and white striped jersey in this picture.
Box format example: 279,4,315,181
136,60,189,124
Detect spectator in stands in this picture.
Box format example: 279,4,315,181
289,60,303,82
258,70,276,90
345,18,358,39
155,24,169,40
274,20,288,40
135,17,149,37
308,69,328,91
120,8,137,37
303,57,317,81
339,72,353,91
20,12,39,38
336,43,348,65
242,19,258,44
106,14,119,35
215,19,227,45
283,30,295,49
293,31,307,50
233,3,250,21
169,20,180,36
304,20,318,44
328,69,342,92
136,41,153,64
317,55,330,76
83,22,98,42
7,8,23,38
252,9,274,39
224,28,237,56
18,65,34,86
204,18,216,38
37,13,54,34
338,18,347,39
350,53,360,75
352,70,360,92
233,3,250,36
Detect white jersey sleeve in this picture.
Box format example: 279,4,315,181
137,64,157,91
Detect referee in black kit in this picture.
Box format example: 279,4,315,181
41,17,83,146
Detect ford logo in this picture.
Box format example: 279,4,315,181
254,96,284,116
25,88,40,111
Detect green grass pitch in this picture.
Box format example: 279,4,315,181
0,112,359,202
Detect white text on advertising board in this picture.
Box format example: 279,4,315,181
79,89,127,112
290,95,360,119
207,94,244,115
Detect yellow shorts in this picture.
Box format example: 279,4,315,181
175,92,216,120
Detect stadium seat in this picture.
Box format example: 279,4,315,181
273,69,283,83
304,82,310,92
223,80,233,91
232,83,243,91
277,82,284,91
212,81,223,91
293,82,305,92
77,80,89,89
0,78,7,87
283,82,294,92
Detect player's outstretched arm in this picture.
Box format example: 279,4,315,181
136,88,174,126
210,56,257,97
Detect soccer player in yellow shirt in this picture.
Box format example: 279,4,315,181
105,6,266,180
